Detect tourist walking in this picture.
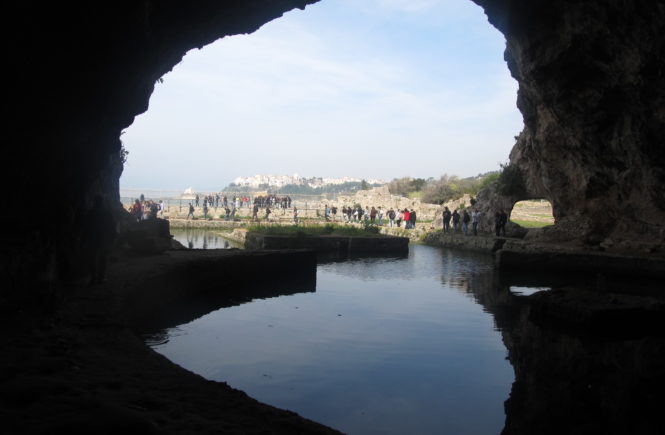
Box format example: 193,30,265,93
187,202,195,220
293,206,299,224
409,209,417,229
378,207,384,225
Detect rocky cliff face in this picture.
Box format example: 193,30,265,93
473,0,665,249
4,1,318,291
3,1,665,291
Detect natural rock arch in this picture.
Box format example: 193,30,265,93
4,0,665,289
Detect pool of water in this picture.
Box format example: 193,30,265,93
170,228,241,249
149,244,515,434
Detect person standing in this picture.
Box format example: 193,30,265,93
131,199,142,222
265,206,272,221
377,207,384,226
403,209,410,229
293,206,299,225
158,200,164,217
498,209,508,236
409,208,417,229
370,206,377,224
388,208,395,227
195,194,199,207
203,203,209,220
442,207,451,233
462,210,471,234
472,209,480,235
452,210,460,232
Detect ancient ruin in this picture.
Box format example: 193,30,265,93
4,0,664,433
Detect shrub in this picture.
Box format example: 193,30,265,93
497,163,527,197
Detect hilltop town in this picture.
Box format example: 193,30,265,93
230,174,386,189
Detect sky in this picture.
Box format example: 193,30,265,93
120,0,523,192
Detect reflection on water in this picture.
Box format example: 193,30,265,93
150,245,513,434
148,242,664,434
171,228,241,249
509,286,551,296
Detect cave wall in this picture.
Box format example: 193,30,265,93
3,0,665,291
474,0,665,246
4,1,318,291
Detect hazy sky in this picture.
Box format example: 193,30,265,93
120,0,523,192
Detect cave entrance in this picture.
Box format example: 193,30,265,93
119,0,523,210
510,199,554,228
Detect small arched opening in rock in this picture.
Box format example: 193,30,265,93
509,199,554,229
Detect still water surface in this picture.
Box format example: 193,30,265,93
150,244,514,434
171,228,241,249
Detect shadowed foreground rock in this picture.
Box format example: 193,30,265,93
460,258,665,435
0,249,339,434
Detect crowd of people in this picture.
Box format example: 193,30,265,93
195,194,253,209
321,205,419,229
131,192,511,238
193,194,294,211
129,194,164,222
440,207,508,236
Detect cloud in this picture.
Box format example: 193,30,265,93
121,0,521,190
